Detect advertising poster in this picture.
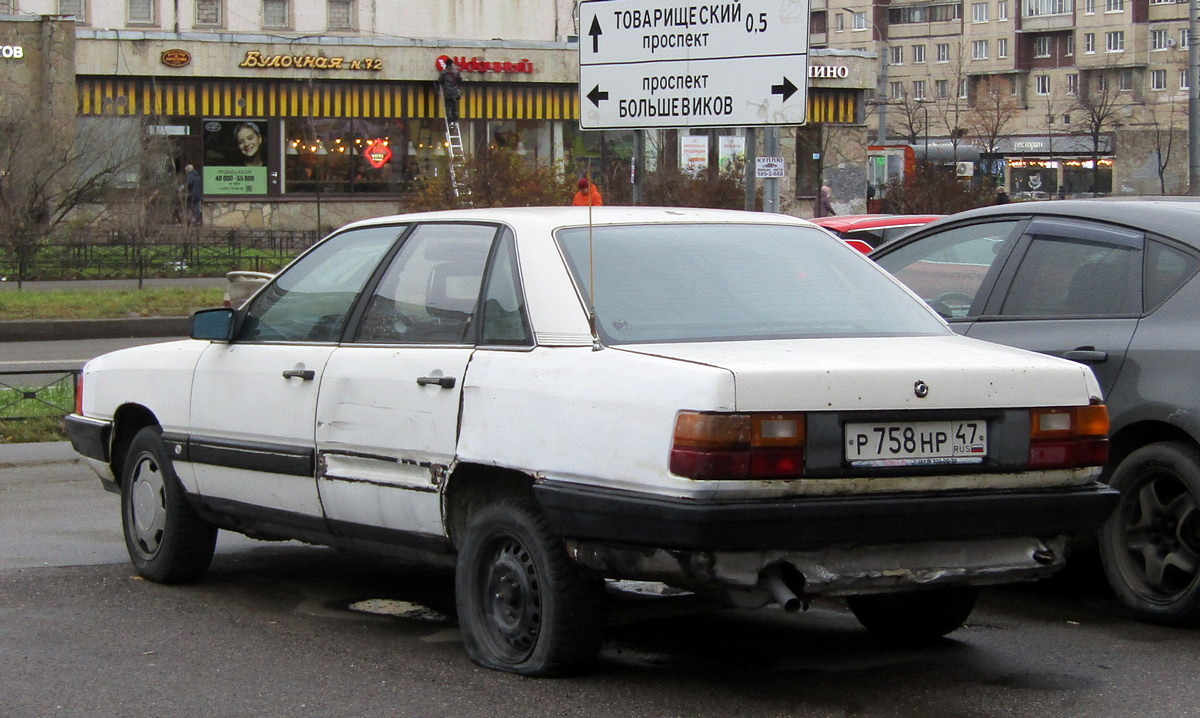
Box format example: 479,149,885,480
718,135,746,172
203,119,268,194
680,135,708,175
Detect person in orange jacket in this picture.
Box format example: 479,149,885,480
572,177,603,206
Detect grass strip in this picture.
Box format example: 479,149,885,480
0,287,225,321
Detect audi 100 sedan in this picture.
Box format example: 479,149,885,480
67,207,1117,676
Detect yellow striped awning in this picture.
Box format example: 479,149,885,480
76,76,582,121
807,90,859,124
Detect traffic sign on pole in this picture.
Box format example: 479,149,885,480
579,0,810,129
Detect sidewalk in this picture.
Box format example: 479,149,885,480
0,441,76,467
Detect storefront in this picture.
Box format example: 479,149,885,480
992,135,1114,198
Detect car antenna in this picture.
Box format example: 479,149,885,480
586,175,601,351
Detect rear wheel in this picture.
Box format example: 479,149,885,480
847,586,977,642
1099,442,1200,625
455,498,604,676
121,426,217,583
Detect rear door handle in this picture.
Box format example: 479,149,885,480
1063,349,1108,363
417,376,457,389
282,369,316,380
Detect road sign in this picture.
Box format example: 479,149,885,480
579,0,809,130
756,156,786,178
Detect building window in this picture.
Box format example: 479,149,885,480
890,46,904,64
851,11,867,30
1150,0,1173,4
1182,68,1190,90
973,2,989,21
835,13,844,31
936,79,950,98
196,0,222,25
1151,69,1167,90
1182,29,1191,49
128,0,154,23
1034,36,1051,57
1024,0,1069,16
1105,0,1123,11
913,44,926,63
1085,0,1095,12
59,0,86,22
1119,68,1133,91
937,43,951,62
1152,29,1169,50
1106,31,1125,52
1066,73,1078,94
998,38,1009,57
913,80,927,99
972,39,989,59
998,0,1009,18
1036,75,1051,94
264,0,289,28
328,0,353,29
1065,34,1074,56
890,81,905,100
963,79,971,98
1085,33,1096,53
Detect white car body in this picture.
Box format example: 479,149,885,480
67,207,1118,674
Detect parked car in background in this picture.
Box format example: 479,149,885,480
872,199,1200,625
812,214,945,253
67,207,1116,676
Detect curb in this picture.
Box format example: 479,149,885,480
0,317,190,342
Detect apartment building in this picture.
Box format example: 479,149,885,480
812,0,1191,195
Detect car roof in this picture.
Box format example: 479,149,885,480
812,214,945,233
908,198,1200,247
337,206,822,235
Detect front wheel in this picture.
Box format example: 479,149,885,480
1099,442,1200,625
847,586,977,643
121,426,217,583
455,498,604,676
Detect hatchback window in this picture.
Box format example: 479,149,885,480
238,226,402,342
1002,238,1139,317
355,223,495,344
556,223,948,344
1145,239,1200,311
479,228,533,346
873,220,1019,319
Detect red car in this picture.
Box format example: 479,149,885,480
812,214,945,253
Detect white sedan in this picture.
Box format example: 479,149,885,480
67,206,1117,676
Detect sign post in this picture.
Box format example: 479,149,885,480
578,0,810,130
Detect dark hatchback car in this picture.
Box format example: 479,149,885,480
872,199,1200,625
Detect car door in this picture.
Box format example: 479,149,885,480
314,222,505,540
964,217,1142,396
187,225,403,522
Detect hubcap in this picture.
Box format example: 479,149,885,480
1117,470,1200,602
480,537,541,661
129,453,167,558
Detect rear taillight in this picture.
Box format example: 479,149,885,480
74,372,83,415
1028,404,1109,469
670,412,806,480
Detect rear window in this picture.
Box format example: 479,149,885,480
555,223,949,344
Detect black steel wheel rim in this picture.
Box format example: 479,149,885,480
478,534,541,662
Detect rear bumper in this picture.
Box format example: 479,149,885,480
65,414,117,491
533,481,1119,551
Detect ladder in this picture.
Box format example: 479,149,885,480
443,115,471,205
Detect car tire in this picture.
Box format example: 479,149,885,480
847,586,977,642
121,426,217,583
455,498,604,676
1099,441,1200,625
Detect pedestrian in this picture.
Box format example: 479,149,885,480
573,177,603,206
184,164,203,225
814,185,835,217
994,187,1011,205
438,58,463,124
1057,186,1067,200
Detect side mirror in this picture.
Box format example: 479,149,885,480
191,307,236,341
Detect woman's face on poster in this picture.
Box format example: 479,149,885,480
236,126,262,160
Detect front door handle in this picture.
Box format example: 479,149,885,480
1064,349,1108,363
417,376,457,389
282,369,316,380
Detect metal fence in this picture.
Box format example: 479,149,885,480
0,369,79,422
0,227,323,281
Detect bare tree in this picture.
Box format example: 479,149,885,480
1070,66,1132,194
965,77,1019,156
1144,99,1185,195
890,90,933,146
0,80,172,285
930,45,971,162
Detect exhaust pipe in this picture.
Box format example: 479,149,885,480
760,563,806,613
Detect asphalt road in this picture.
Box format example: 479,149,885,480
3,445,1200,717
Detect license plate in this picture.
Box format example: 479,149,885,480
845,420,987,467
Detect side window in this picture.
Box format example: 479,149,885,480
355,223,495,344
1145,239,1200,311
238,226,402,342
1002,237,1139,317
480,228,533,346
874,220,1020,318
